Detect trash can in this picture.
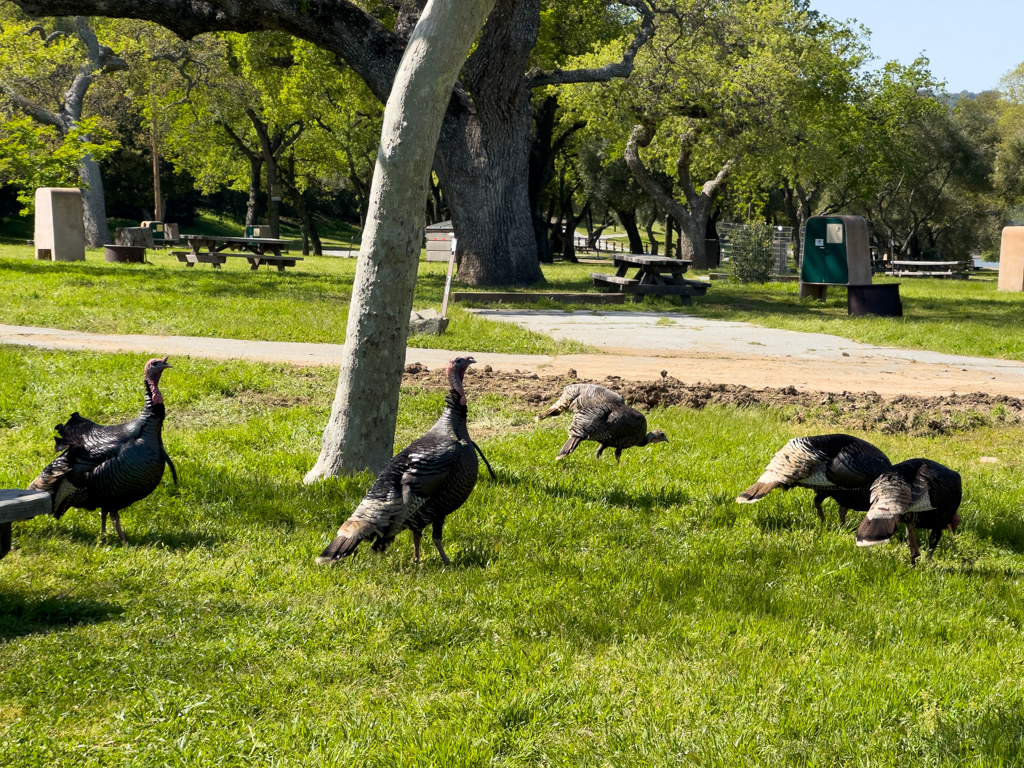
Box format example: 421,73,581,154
847,283,902,317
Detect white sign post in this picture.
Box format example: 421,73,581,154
441,236,457,319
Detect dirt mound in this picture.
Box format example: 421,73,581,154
403,363,1024,436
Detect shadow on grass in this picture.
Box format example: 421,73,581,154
0,592,123,641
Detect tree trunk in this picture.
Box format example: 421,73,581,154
79,155,110,247
644,212,659,256
246,155,263,227
530,96,557,266
304,0,495,481
678,214,708,268
430,0,544,287
617,209,644,254
665,214,674,257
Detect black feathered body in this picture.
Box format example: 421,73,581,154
857,459,962,561
539,383,650,459
29,404,171,519
318,390,479,562
737,434,891,524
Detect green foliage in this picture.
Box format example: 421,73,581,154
3,346,1024,765
0,116,119,212
728,222,775,283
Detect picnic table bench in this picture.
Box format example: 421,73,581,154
886,260,970,279
175,234,303,272
591,253,709,303
0,490,52,560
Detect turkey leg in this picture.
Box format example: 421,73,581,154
100,510,108,542
110,511,127,543
813,493,826,523
412,531,423,563
906,524,920,565
432,520,450,566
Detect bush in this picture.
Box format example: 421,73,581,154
729,222,775,283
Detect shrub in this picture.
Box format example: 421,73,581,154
729,222,775,283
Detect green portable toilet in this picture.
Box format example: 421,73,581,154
142,220,165,246
799,215,872,300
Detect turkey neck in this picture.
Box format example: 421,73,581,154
435,389,470,440
142,372,167,424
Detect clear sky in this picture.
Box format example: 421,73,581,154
810,0,1024,94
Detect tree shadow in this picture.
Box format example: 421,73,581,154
0,591,123,642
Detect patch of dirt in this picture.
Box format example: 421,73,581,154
403,363,1024,437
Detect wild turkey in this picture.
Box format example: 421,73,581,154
856,458,962,564
28,357,177,543
736,434,891,525
317,356,485,566
535,383,668,461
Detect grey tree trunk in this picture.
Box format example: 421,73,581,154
304,0,495,481
79,155,110,246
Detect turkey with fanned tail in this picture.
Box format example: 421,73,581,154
28,357,177,543
535,383,667,462
856,458,961,564
317,356,488,566
736,433,891,525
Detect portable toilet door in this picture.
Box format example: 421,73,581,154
800,215,872,286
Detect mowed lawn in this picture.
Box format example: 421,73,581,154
2,348,1024,766
0,246,589,356
3,243,1024,362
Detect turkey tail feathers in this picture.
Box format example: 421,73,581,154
736,480,780,504
316,520,376,565
556,436,582,459
856,516,899,547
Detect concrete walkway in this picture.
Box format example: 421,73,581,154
2,315,1024,397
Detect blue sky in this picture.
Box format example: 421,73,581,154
810,0,1024,93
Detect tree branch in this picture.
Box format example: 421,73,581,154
0,83,62,127
624,123,690,226
526,0,655,88
12,0,407,104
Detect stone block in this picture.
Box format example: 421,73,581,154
998,227,1024,292
115,227,155,248
34,187,85,261
409,308,449,336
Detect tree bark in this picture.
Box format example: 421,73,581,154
617,209,644,253
246,156,263,227
624,123,730,269
78,155,111,246
304,0,495,481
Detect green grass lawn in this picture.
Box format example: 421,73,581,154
0,245,588,356
2,347,1024,766
2,241,1023,362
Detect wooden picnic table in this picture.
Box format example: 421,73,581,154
176,234,304,272
591,253,709,303
885,259,970,279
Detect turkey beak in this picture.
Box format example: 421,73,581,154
162,357,172,368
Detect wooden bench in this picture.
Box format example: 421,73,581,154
173,250,226,268
230,254,303,272
0,490,52,559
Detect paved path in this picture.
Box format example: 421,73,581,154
2,315,1023,398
